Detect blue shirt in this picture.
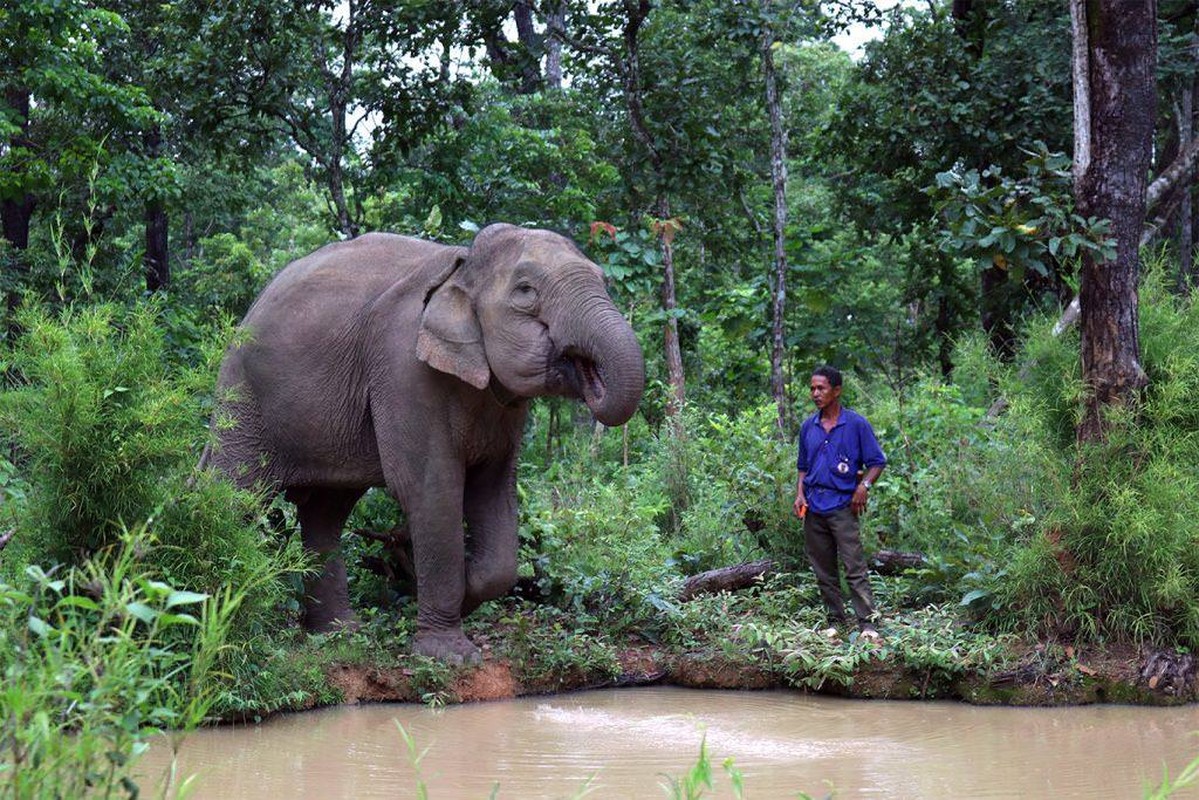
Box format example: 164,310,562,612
796,407,887,514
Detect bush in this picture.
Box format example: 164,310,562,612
0,530,239,798
985,268,1199,647
0,299,307,647
2,302,199,563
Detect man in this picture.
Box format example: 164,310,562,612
793,365,886,640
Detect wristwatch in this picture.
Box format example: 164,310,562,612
860,480,872,490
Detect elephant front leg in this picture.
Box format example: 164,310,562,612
406,468,481,664
463,458,519,615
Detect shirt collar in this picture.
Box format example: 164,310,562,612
812,407,850,428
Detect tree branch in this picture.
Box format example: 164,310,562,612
1144,133,1199,213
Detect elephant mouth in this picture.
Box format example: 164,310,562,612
557,350,607,407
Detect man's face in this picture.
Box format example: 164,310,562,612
810,375,840,410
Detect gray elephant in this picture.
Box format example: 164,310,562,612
202,223,645,662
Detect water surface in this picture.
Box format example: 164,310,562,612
140,687,1199,798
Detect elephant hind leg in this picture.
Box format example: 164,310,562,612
295,487,365,633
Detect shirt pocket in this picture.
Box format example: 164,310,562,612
832,451,857,490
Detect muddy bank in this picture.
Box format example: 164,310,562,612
319,640,1196,710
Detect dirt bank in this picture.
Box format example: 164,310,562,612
322,639,1196,709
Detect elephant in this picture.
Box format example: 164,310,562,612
201,223,645,662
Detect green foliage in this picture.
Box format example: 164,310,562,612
667,404,798,570
986,268,1199,647
517,461,673,625
0,529,239,798
931,144,1114,279
1146,751,1199,799
658,735,745,800
2,302,200,562
0,297,309,684
175,232,272,324
500,605,622,689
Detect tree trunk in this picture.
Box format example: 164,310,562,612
513,0,542,94
1072,0,1155,444
679,559,775,600
326,0,359,238
144,200,170,292
617,1,685,428
763,12,789,436
545,1,566,91
2,87,36,330
980,264,1013,358
1179,77,1194,292
869,549,929,575
658,197,686,423
936,257,955,378
143,125,170,293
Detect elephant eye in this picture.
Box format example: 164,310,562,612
512,282,539,310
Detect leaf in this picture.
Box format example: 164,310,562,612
56,595,100,611
28,616,51,637
165,590,209,608
423,205,442,232
959,589,990,607
125,602,157,624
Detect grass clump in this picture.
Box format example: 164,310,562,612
980,269,1199,648
0,529,240,798
0,299,313,719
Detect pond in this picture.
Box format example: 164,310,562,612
139,687,1199,798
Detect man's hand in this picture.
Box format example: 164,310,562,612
851,483,870,516
793,493,807,518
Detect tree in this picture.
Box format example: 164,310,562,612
0,2,151,322
1071,0,1157,443
563,0,687,425
763,17,789,434
824,2,1073,364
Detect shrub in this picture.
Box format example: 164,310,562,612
0,530,239,798
0,299,307,647
987,268,1199,647
2,302,198,563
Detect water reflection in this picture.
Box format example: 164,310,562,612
139,687,1199,798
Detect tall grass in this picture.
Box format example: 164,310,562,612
0,529,243,798
0,298,313,723
985,266,1199,647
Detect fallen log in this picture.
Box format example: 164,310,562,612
350,526,416,591
1139,648,1196,697
679,559,775,600
869,549,928,575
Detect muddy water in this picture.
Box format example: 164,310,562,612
140,687,1199,798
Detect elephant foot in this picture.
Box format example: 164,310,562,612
412,629,481,665
302,603,361,634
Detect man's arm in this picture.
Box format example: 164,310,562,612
794,471,808,517
850,464,883,515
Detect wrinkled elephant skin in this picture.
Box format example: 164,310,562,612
203,224,645,662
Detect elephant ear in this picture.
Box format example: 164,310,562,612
417,278,490,390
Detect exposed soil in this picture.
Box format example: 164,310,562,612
320,638,1196,709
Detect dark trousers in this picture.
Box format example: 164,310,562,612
804,505,877,626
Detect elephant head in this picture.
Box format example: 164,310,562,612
416,224,644,426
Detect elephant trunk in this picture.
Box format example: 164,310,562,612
557,295,645,427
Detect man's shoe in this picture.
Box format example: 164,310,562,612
859,624,881,641
820,626,840,638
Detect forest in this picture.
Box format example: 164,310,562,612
2,0,1199,795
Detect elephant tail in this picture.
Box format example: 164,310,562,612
188,442,213,490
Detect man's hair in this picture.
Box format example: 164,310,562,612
812,365,842,387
